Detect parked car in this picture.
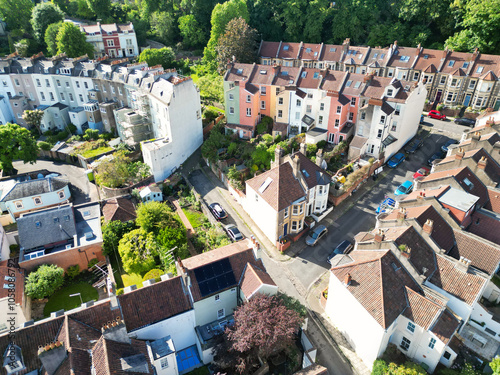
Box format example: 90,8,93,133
413,167,430,180
327,240,353,263
305,225,328,246
428,151,445,166
387,153,406,168
441,139,459,153
395,180,414,196
225,224,244,242
404,138,424,153
209,202,228,221
376,197,396,214
428,110,446,120
454,117,476,126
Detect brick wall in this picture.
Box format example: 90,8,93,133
20,242,104,272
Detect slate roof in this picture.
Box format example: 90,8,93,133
246,162,305,212
448,230,500,275
331,250,421,328
1,177,69,202
439,148,500,183
18,204,76,250
429,254,487,306
468,210,500,246
393,226,437,277
240,263,277,299
182,241,270,302
102,197,136,222
293,152,331,188
118,276,192,332
350,136,368,149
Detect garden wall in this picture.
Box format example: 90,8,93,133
100,175,155,199
77,150,116,170
20,242,105,273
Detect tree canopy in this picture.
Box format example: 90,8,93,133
138,47,176,70
0,0,33,32
25,265,65,300
215,17,258,74
31,3,64,41
102,220,136,256
135,201,178,235
22,109,44,135
56,22,95,58
118,228,159,274
44,22,64,56
0,123,39,173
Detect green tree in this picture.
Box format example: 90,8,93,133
150,11,176,45
102,220,136,256
0,0,34,32
14,39,30,57
56,22,95,58
31,2,64,41
118,228,159,274
251,142,272,169
86,0,111,20
22,109,44,135
178,14,205,48
138,47,176,70
445,0,500,54
203,0,249,71
157,225,188,262
25,265,65,299
215,17,258,74
135,201,177,235
0,123,39,173
491,356,500,375
201,127,229,163
197,74,224,103
44,22,64,56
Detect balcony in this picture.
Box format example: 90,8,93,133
195,315,234,351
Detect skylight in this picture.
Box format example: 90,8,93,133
258,177,273,193
330,47,336,52
380,54,385,59
400,56,410,62
346,80,353,87
236,69,243,75
462,62,469,68
301,71,307,78
423,54,429,59
35,221,41,228
313,72,319,79
260,70,267,75
301,169,310,178
281,71,288,76
477,66,484,74
448,60,455,67
314,52,318,57
83,210,91,217
283,45,289,51
306,48,311,53
373,53,378,59
354,81,361,88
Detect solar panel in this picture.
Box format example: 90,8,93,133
194,258,237,297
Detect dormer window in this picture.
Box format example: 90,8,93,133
387,89,393,96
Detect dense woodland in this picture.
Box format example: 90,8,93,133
1,0,500,68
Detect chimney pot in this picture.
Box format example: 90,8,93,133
374,229,384,243
396,207,406,221
477,156,487,169
344,273,352,285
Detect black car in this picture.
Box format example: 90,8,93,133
441,139,459,153
427,151,445,166
454,117,476,126
327,240,353,264
404,138,424,153
209,203,228,221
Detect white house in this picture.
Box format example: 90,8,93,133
140,184,163,202
243,145,330,244
352,77,427,161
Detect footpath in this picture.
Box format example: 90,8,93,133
197,163,394,375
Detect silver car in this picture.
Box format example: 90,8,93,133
225,224,244,242
305,225,328,246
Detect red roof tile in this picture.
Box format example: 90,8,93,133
259,41,280,58
430,309,460,344
102,197,136,222
486,188,500,213
0,265,24,305
118,276,191,332
240,263,276,298
278,43,301,60
299,43,322,61
414,49,443,71
468,210,500,246
403,287,442,330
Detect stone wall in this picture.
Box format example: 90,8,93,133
100,175,155,199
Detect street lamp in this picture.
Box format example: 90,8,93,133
69,293,83,305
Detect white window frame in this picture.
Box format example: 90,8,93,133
229,107,234,115
215,294,220,303
246,95,251,103
229,93,234,101
350,97,356,106
401,337,411,351
284,207,289,218
33,196,42,206
261,101,266,110
380,115,386,124
320,103,325,111
58,190,65,199
14,201,23,209
160,358,169,369
246,108,251,117
217,308,225,319
278,97,283,105
336,106,341,114
407,321,415,333
278,110,283,118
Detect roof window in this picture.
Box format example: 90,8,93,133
283,45,289,51
83,210,91,217
354,81,361,89
477,66,484,74
281,71,288,76
258,177,273,193
448,60,455,67
306,48,311,53
301,71,307,78
423,54,429,59
313,72,319,79
462,62,469,68
260,70,267,75
330,47,336,52
373,53,378,59
346,80,353,87
35,221,41,228
236,68,243,75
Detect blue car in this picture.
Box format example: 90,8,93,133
376,197,396,214
395,180,414,196
387,153,406,168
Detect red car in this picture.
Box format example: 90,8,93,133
428,110,446,120
413,167,430,180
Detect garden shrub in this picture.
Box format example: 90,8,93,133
116,288,124,296
87,258,99,269
66,265,80,279
316,140,327,149
143,269,164,282
38,141,51,151
9,244,20,258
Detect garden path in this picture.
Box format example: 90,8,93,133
169,198,198,257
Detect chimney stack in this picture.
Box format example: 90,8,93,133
38,342,67,375
316,149,324,167
423,219,434,235
374,229,384,243
300,142,307,155
455,256,471,273
455,147,465,160
477,156,487,170
272,145,283,169
396,207,406,222
416,191,426,201
344,273,352,286
486,117,495,127
102,317,130,344
292,154,301,179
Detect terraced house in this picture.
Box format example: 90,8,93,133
224,62,427,161
258,39,500,111
0,53,203,182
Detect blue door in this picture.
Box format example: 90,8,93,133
464,94,471,107
284,223,288,236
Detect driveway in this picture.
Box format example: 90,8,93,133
12,159,99,204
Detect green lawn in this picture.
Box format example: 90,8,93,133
185,366,209,375
44,282,98,317
122,273,143,289
207,105,224,114
80,146,114,159
182,208,205,229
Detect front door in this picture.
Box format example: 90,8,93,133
435,90,442,102
283,223,288,236
464,94,471,107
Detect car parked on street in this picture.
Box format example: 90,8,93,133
395,180,414,196
327,240,353,263
454,117,476,126
428,110,446,120
413,167,430,180
428,151,445,166
387,152,406,168
305,225,328,246
441,139,459,153
404,138,424,153
209,202,228,221
225,224,244,242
